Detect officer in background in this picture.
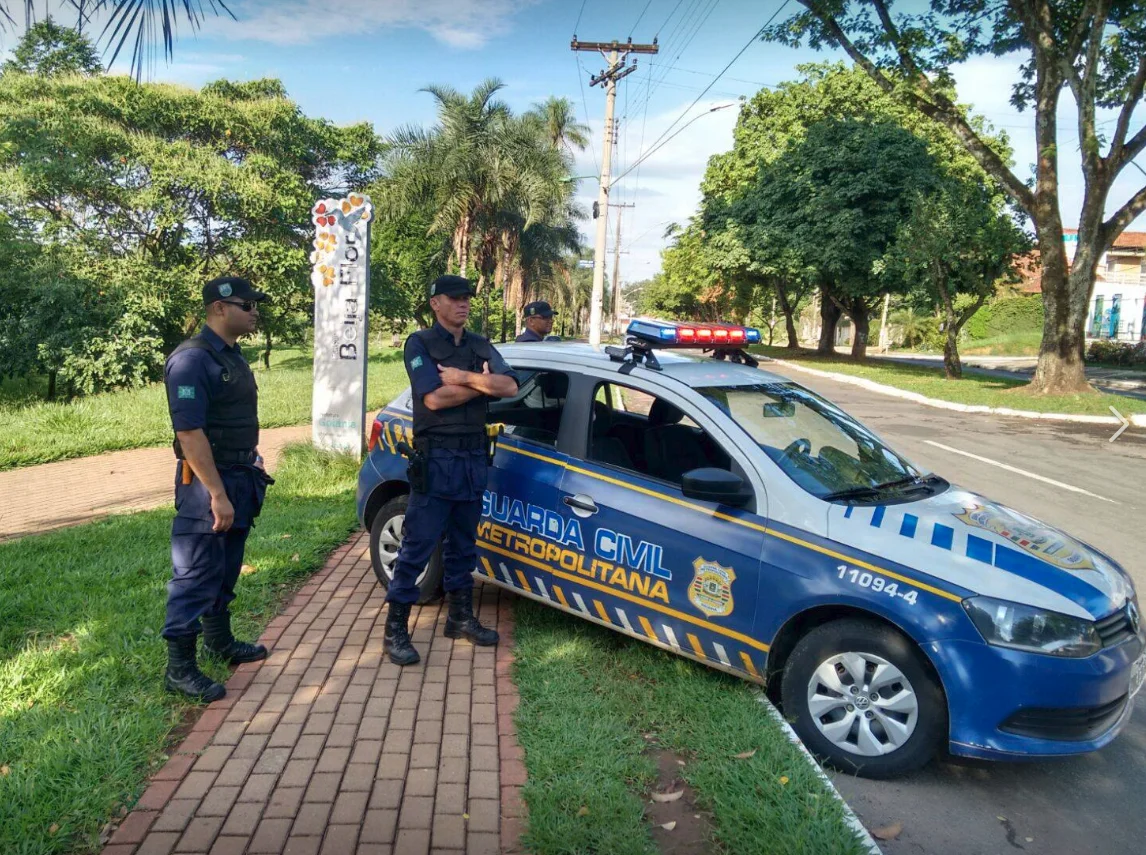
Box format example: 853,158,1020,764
385,275,519,666
162,276,273,702
515,300,557,342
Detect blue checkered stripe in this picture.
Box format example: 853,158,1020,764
841,504,1108,614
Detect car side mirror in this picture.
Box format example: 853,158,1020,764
763,401,795,418
681,467,752,507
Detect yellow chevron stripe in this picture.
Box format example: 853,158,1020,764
739,652,760,678
594,600,612,624
480,557,496,579
638,616,658,641
552,584,569,608
686,633,706,659
515,570,531,592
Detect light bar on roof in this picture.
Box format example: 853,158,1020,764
625,319,761,348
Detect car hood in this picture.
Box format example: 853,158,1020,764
827,485,1134,620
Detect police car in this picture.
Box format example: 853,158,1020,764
357,319,1145,778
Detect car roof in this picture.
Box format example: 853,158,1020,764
496,341,789,388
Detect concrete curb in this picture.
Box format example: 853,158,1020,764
768,358,1146,428
757,695,882,855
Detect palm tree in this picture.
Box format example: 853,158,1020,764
527,97,590,158
2,1,233,80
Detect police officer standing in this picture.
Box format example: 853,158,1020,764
384,275,519,666
515,301,557,342
162,276,273,702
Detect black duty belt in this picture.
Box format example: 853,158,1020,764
414,433,485,452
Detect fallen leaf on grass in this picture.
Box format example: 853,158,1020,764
240,564,256,576
676,759,686,766
651,790,683,803
291,553,300,563
870,822,903,841
0,765,9,776
733,748,757,759
281,533,292,539
99,823,115,845
660,821,677,831
577,806,590,817
779,776,789,785
48,824,59,836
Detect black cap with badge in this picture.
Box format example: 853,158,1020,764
523,300,556,318
428,275,476,298
203,276,267,305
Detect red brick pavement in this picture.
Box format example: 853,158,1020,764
101,531,528,855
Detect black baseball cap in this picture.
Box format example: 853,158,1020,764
523,300,556,318
428,275,475,298
203,276,267,305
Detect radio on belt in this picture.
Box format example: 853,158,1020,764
607,318,762,371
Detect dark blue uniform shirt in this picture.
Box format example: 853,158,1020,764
404,323,518,402
515,327,544,343
164,326,266,529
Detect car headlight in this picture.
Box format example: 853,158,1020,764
963,596,1102,658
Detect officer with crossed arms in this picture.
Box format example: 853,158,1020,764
384,275,519,665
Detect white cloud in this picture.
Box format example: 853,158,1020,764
201,0,537,49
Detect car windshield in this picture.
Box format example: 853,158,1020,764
695,382,931,500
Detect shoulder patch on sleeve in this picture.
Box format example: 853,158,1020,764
409,355,424,370
177,385,196,400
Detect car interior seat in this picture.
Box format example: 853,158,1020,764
643,398,712,483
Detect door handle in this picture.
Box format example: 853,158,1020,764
563,494,599,515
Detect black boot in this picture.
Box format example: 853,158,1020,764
202,612,267,665
444,588,499,646
383,602,421,666
164,636,226,703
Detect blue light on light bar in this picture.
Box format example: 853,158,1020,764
745,328,761,343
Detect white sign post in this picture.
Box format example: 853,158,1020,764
310,194,372,457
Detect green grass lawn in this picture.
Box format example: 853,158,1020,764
754,345,1146,417
0,347,409,471
511,601,870,855
0,445,361,855
959,331,1043,356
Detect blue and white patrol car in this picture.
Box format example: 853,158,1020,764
357,319,1145,778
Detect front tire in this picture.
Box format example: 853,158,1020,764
781,618,946,779
369,494,443,605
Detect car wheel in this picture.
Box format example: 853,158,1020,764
780,618,946,779
369,494,444,605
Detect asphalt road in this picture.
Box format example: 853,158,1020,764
764,362,1146,855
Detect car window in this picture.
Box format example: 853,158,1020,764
488,369,568,447
587,380,730,485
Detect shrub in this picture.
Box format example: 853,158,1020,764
963,296,1044,341
1085,340,1146,366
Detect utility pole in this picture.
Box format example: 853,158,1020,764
572,36,658,347
609,202,635,336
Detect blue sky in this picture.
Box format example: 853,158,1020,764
6,0,1145,285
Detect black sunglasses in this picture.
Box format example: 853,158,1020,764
220,300,258,312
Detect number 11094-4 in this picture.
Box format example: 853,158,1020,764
838,565,918,605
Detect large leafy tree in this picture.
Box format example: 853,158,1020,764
0,38,379,393
1,16,102,75
766,1,1146,393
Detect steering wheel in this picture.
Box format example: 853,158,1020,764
783,438,812,458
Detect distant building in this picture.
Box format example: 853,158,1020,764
1018,230,1146,342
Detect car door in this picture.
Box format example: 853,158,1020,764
550,374,771,682
477,367,577,589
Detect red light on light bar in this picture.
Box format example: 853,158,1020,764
697,329,713,340
714,329,729,340
678,327,696,342
730,329,745,341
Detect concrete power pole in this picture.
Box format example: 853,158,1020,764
609,202,634,336
572,37,657,347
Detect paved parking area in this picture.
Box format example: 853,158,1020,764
100,532,527,855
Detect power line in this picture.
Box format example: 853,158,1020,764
612,101,739,186
575,55,600,176
654,0,687,38
644,63,773,87
629,0,654,37
573,0,588,33
630,0,790,180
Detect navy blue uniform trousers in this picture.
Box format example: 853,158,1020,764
163,461,267,640
387,447,487,605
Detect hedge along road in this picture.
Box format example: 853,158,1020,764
763,360,1146,855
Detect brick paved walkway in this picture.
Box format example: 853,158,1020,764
100,531,527,855
1,424,311,542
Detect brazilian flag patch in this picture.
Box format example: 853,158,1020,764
177,386,196,399
409,356,423,370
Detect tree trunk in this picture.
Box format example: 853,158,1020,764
1032,224,1098,394
849,310,870,360
262,329,272,370
775,282,800,349
47,369,57,401
937,279,962,380
817,289,841,355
